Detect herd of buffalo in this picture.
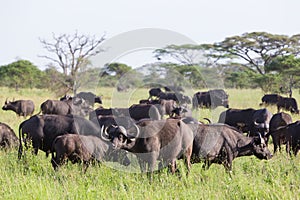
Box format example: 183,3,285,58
0,88,299,178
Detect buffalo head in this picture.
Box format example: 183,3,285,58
101,125,139,150
2,98,11,110
251,134,272,160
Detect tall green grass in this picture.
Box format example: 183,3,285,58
0,87,299,199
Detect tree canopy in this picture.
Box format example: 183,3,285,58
0,60,45,90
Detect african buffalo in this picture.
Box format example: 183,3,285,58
138,99,176,117
41,98,91,117
102,118,194,179
260,94,281,107
139,99,160,104
158,92,190,105
265,112,293,152
91,115,136,130
76,92,102,107
148,88,162,99
170,106,192,118
285,121,300,156
277,97,299,114
89,107,114,120
0,122,18,148
191,123,272,171
2,99,34,117
51,133,130,171
90,104,162,122
127,104,162,121
192,89,229,109
218,108,273,137
18,114,101,158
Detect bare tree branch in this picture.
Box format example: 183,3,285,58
39,31,105,93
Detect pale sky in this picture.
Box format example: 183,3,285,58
1,0,299,69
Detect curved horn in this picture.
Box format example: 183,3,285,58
254,120,265,128
100,126,110,142
127,123,140,141
203,118,211,124
118,126,128,136
5,98,8,104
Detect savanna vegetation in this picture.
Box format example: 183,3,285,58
0,87,299,199
1,30,300,199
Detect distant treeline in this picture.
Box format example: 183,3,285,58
2,32,300,94
0,58,299,95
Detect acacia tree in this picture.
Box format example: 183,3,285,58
266,55,300,95
153,44,229,66
39,31,105,94
213,32,300,75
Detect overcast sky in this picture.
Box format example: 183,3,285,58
1,0,299,69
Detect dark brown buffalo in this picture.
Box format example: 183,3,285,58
89,107,114,120
18,114,100,158
91,115,136,130
192,89,229,109
41,98,91,116
158,92,190,104
277,97,299,114
127,104,162,121
76,92,102,106
90,104,162,122
139,99,177,117
265,112,293,152
159,99,177,116
260,94,281,106
139,99,160,104
158,92,178,101
148,88,162,99
218,108,273,137
51,134,130,171
102,118,193,179
285,121,300,156
170,106,192,118
0,122,18,148
191,123,272,171
2,99,35,117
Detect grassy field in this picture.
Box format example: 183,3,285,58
0,87,299,199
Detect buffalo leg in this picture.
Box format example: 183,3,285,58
202,160,211,170
183,145,192,175
169,159,177,175
138,158,147,173
224,143,233,172
83,161,90,173
273,142,278,153
147,154,158,182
